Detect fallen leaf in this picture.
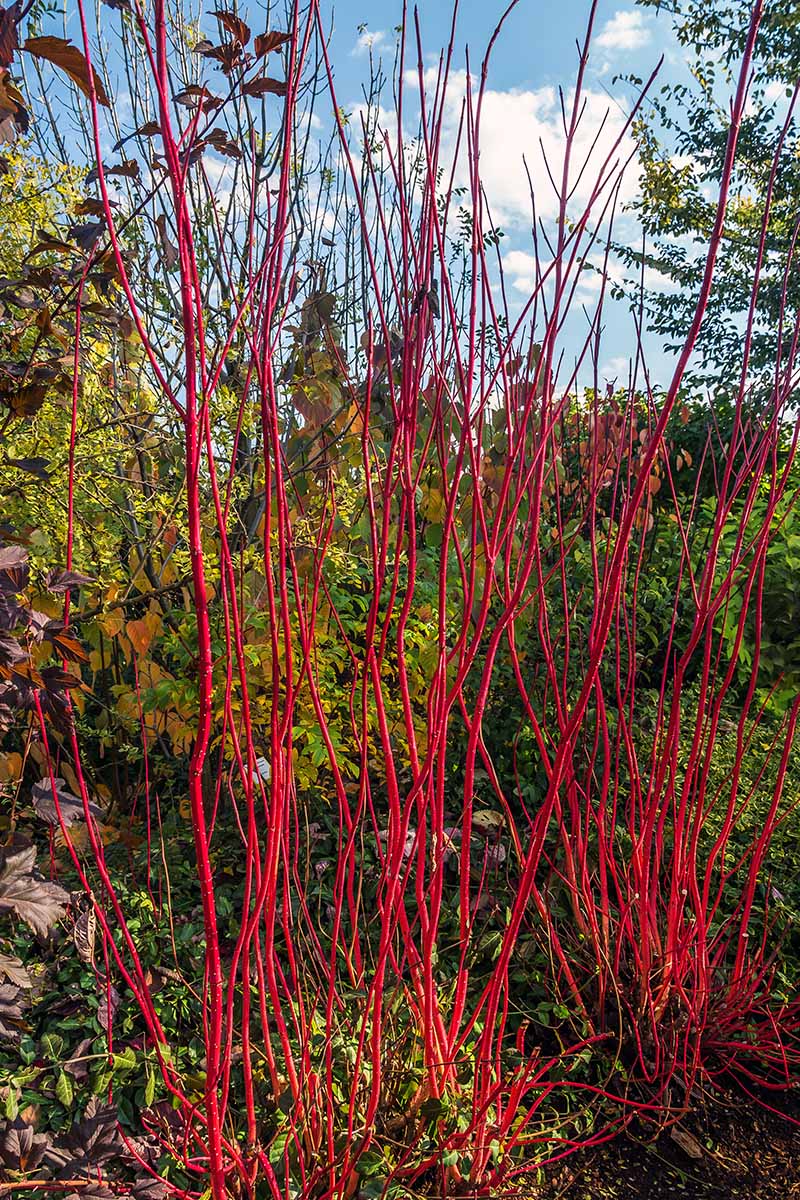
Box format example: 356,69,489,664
671,1125,703,1159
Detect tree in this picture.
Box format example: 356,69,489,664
617,0,800,389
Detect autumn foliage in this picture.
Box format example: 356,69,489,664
1,0,800,1198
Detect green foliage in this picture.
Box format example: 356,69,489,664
618,0,800,385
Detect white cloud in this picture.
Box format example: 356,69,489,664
503,250,542,292
601,354,632,381
596,10,651,52
352,27,389,57
410,68,638,231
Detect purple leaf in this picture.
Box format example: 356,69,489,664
0,982,27,1041
43,1098,122,1177
0,545,28,592
45,568,96,594
0,844,70,937
31,777,101,826
0,1117,52,1171
97,982,120,1033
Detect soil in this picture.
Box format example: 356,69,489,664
538,1091,800,1199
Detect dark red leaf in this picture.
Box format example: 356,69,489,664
253,30,290,58
46,567,96,593
212,9,250,46
0,1117,52,1170
0,544,28,591
0,3,20,69
23,36,110,107
43,1097,122,1177
242,75,287,98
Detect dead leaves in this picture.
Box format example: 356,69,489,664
671,1124,704,1159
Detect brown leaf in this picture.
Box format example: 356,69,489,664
200,40,242,74
155,214,179,270
0,67,26,141
105,158,140,179
73,908,96,964
26,236,76,258
0,1116,52,1171
0,952,31,988
23,36,110,107
0,4,20,70
49,630,89,663
174,84,214,108
205,127,242,158
46,567,96,593
74,197,111,217
253,30,290,57
133,119,161,137
242,75,287,98
96,983,119,1033
212,9,250,46
67,221,105,252
0,844,70,937
671,1125,703,1159
31,777,101,826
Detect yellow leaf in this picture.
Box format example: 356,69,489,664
0,752,23,783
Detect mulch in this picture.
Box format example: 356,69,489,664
537,1091,800,1199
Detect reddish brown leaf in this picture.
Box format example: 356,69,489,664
0,844,70,937
23,36,110,107
205,127,242,158
133,119,161,137
174,84,214,108
74,197,112,216
155,214,179,270
253,30,290,57
242,74,287,97
212,9,250,46
105,158,140,179
0,3,20,69
26,237,75,258
200,40,241,73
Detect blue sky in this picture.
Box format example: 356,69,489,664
45,0,689,387
318,0,685,387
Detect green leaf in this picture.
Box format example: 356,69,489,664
90,1067,113,1095
112,1045,137,1072
41,1031,64,1061
55,1070,74,1107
